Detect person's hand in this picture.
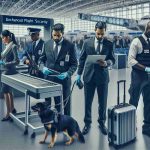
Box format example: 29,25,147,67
145,67,150,73
57,72,68,80
76,75,81,84
0,60,5,65
42,67,53,75
25,59,30,65
97,59,107,67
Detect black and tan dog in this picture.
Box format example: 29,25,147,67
31,102,85,148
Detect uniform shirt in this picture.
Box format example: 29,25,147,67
53,38,64,55
35,38,40,48
128,34,149,67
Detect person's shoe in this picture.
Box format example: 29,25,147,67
82,125,91,135
12,108,17,114
1,116,11,122
99,123,108,135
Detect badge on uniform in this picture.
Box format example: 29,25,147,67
60,61,64,66
144,49,150,53
38,50,42,55
32,55,35,61
65,54,70,62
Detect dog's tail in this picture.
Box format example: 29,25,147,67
76,122,85,143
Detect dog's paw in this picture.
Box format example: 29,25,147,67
48,143,54,148
39,140,45,144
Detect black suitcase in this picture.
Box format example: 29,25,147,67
108,80,136,148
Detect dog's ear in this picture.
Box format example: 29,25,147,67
31,102,45,112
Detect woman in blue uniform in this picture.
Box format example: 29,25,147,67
0,30,19,121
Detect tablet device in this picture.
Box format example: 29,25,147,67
86,55,106,64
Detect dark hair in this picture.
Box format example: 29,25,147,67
1,30,17,45
52,23,65,34
95,22,106,31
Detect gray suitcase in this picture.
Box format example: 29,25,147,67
108,80,136,148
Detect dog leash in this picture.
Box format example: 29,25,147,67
47,80,77,114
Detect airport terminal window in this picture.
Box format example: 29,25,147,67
3,24,44,38
55,2,150,33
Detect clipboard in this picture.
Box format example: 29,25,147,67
86,55,106,64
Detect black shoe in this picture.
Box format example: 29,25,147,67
99,123,108,135
1,116,11,122
12,108,17,114
82,125,91,135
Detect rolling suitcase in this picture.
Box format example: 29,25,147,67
108,80,136,148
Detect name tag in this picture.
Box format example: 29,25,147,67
144,49,150,53
38,50,42,55
32,55,35,61
65,54,70,62
60,61,64,66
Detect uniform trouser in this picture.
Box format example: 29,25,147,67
129,70,150,125
45,78,71,116
84,74,108,125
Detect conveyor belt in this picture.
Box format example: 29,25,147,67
1,73,62,99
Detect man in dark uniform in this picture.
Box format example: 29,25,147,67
128,21,150,137
41,23,77,116
76,22,115,135
22,28,44,77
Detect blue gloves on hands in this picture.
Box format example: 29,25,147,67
76,75,81,84
145,67,150,73
42,67,53,75
0,60,5,65
57,72,68,80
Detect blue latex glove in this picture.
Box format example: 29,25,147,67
57,72,68,80
42,67,53,75
0,60,5,65
76,75,81,84
145,67,150,73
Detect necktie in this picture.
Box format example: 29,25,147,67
32,41,36,52
96,41,102,54
54,43,59,58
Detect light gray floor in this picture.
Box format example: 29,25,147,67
0,68,150,150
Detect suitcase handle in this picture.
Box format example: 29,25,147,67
117,80,126,105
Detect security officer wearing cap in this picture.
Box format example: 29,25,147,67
76,22,115,135
22,28,44,77
128,21,150,137
41,23,77,116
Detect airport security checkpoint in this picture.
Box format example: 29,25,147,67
0,1,150,150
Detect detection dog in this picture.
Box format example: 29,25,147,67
31,102,85,148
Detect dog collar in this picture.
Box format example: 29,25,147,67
44,120,54,125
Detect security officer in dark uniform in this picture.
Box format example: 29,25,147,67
76,22,115,135
128,21,150,137
22,28,44,77
41,23,77,116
